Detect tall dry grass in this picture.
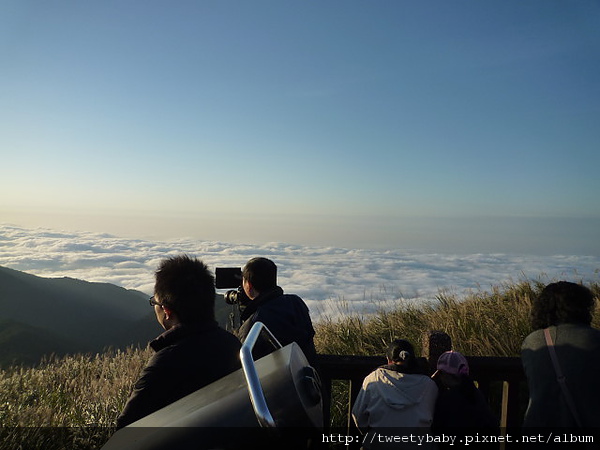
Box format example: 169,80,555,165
0,347,151,449
315,279,599,357
1,347,151,427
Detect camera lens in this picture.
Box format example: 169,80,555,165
224,289,239,305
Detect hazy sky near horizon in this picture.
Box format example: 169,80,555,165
2,1,599,254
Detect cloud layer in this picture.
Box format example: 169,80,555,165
1,224,598,322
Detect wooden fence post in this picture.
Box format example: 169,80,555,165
422,330,452,372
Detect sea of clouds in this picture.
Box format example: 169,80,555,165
1,224,599,322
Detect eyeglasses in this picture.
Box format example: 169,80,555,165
149,296,162,307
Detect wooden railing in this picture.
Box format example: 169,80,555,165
315,353,526,432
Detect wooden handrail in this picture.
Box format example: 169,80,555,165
315,354,526,431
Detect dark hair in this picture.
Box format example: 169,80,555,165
530,281,595,330
242,257,277,292
386,339,418,372
154,255,215,324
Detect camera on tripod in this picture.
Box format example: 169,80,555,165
215,267,250,306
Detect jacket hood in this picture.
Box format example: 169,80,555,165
372,368,431,410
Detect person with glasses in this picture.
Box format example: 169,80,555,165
116,255,241,428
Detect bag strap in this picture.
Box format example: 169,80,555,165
543,327,583,427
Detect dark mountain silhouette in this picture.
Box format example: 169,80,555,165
0,266,233,367
0,319,80,367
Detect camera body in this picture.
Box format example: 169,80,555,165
215,267,250,305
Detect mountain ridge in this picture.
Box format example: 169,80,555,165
0,266,232,368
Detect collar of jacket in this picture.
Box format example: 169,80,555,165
240,286,284,321
150,321,218,352
380,363,419,375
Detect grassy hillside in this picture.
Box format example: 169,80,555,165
1,279,598,449
315,280,567,357
0,347,152,449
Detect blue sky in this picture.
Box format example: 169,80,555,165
2,1,599,255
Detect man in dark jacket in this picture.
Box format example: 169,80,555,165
116,255,241,428
237,257,317,365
